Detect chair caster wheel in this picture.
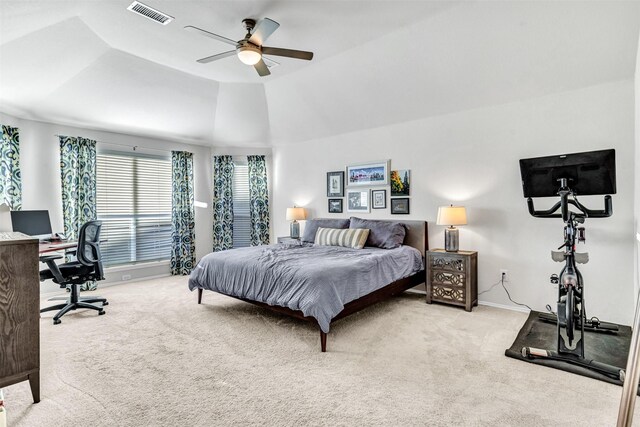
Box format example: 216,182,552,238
53,319,61,325
98,310,105,315
103,302,109,306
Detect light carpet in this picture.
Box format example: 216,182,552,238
3,275,637,426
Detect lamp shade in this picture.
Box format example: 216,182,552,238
436,206,467,226
286,207,306,221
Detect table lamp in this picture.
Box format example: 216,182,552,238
436,205,467,252
286,206,306,239
0,203,11,232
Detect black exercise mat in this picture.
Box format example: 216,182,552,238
505,310,635,391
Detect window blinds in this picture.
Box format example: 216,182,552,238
232,163,251,248
96,152,172,267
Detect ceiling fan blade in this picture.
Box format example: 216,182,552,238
184,25,237,47
254,59,271,76
197,50,236,64
262,47,313,61
248,18,280,46
262,56,279,68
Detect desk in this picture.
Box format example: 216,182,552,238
0,232,40,403
38,240,76,254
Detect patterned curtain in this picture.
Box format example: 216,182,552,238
212,155,234,251
170,151,195,275
59,136,97,290
0,125,22,210
247,155,270,245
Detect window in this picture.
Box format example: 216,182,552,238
96,152,172,267
232,161,251,248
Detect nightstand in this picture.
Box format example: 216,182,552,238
277,236,299,243
426,249,478,311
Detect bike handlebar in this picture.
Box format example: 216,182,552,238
527,195,612,219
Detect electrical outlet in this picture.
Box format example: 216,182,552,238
122,274,132,281
500,269,508,279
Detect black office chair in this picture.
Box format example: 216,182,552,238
39,220,108,324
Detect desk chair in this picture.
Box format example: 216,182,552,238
39,220,108,324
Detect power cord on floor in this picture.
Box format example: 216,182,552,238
478,278,503,296
480,273,533,311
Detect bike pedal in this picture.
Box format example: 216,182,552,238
551,251,566,262
550,274,559,284
575,252,589,264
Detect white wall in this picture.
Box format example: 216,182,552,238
635,32,640,303
0,112,213,292
272,79,635,325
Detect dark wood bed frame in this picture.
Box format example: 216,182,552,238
197,220,428,352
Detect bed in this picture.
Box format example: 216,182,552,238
188,219,428,351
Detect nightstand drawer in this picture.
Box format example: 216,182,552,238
431,270,466,287
431,284,466,305
429,254,468,273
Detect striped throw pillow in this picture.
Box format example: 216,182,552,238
314,227,370,249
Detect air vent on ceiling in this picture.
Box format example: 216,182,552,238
127,1,174,25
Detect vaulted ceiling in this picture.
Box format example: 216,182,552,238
1,1,639,147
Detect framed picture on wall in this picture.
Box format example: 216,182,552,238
328,199,343,213
346,160,389,187
347,190,370,213
390,169,410,196
391,198,410,215
327,171,344,197
371,189,387,209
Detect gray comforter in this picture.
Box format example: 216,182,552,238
188,242,424,333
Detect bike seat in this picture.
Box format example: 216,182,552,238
551,251,565,262
575,252,589,264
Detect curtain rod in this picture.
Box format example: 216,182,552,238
53,134,171,154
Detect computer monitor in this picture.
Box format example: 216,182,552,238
519,149,616,198
11,210,53,240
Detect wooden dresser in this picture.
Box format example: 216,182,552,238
0,232,40,403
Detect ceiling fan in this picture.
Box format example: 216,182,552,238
185,18,314,76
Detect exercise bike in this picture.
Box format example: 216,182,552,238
519,150,624,381
535,192,619,339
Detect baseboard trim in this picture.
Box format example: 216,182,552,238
406,288,530,314
478,300,531,313
103,273,171,287
407,288,531,314
40,273,172,298
105,261,170,274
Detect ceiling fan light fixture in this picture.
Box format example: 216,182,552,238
237,45,262,65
